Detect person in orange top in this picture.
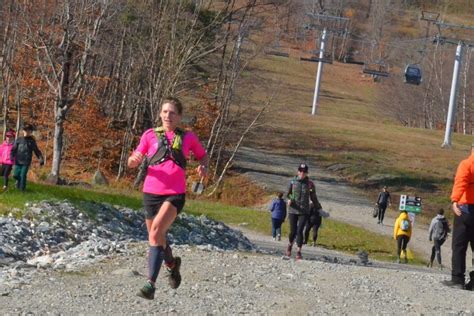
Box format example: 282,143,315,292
443,145,474,290
393,211,412,263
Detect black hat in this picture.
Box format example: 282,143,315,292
298,163,308,172
22,124,34,132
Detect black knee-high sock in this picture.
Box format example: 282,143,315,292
164,244,174,267
148,246,165,284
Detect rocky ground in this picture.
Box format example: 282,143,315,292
1,200,474,314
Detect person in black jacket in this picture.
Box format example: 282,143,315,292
10,124,44,191
375,186,391,225
303,202,322,246
286,163,323,260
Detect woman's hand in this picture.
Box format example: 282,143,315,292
128,152,143,169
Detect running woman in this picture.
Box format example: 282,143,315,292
128,97,208,300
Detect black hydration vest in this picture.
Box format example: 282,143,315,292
149,127,187,169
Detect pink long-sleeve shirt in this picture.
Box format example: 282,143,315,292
134,128,206,195
0,141,14,165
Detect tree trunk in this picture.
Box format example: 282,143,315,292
49,105,66,182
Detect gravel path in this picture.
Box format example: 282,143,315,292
2,241,473,315
234,146,458,269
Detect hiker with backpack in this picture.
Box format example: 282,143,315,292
269,192,287,241
428,208,450,269
375,186,391,225
286,163,323,260
0,129,16,191
128,97,208,300
393,210,412,263
10,124,44,192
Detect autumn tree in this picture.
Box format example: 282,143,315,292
21,0,111,183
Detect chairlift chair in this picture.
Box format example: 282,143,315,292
342,54,364,65
264,41,290,57
404,64,422,85
265,50,290,58
362,62,389,77
300,50,333,64
300,55,333,64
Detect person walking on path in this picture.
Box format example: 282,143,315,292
443,145,474,290
128,97,208,300
10,124,44,192
269,192,286,241
375,186,391,225
393,210,412,263
428,208,450,269
286,163,323,260
0,129,16,191
303,202,322,247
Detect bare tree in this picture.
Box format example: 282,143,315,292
21,0,111,183
0,0,20,138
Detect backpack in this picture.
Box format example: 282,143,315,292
432,219,447,240
400,219,410,232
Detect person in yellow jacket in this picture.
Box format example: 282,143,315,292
393,211,412,263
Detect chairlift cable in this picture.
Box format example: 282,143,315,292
331,34,454,52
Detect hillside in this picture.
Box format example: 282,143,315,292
238,39,473,222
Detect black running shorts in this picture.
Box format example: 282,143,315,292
143,193,186,219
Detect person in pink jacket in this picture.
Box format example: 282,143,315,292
0,129,16,191
128,97,208,300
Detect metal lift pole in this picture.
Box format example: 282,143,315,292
442,42,464,148
311,28,327,115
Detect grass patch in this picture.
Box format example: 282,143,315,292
0,181,142,217
0,180,425,265
184,200,426,265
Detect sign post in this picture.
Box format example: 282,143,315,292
399,195,422,213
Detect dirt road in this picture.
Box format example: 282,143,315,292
234,146,458,269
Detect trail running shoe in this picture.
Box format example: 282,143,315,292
296,251,302,260
166,256,182,289
137,281,155,300
277,235,281,241
286,244,292,257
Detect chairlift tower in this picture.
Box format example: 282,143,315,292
433,22,474,148
305,13,350,115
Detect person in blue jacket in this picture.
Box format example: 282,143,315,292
269,192,287,241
